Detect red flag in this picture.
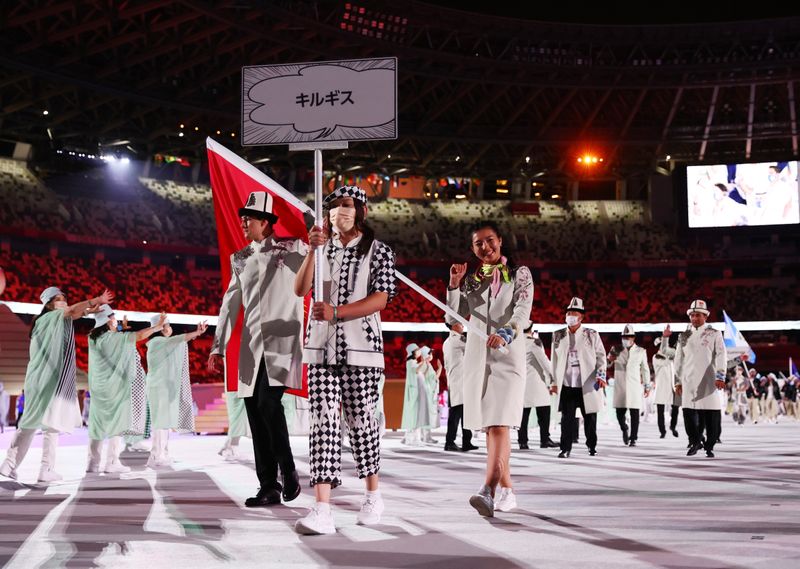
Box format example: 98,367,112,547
206,137,311,397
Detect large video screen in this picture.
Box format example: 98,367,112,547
686,160,799,227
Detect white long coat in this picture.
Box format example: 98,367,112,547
447,266,534,430
612,344,650,409
674,324,727,410
653,341,677,405
443,332,466,406
524,336,553,408
551,325,607,414
211,238,307,398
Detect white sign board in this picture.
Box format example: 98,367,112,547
242,57,397,146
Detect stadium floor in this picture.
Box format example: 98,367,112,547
1,418,799,569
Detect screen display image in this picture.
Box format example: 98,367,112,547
686,160,799,228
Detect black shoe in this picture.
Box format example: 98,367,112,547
462,443,479,452
705,449,715,458
659,432,666,439
558,450,570,458
282,471,301,503
628,440,636,447
671,429,679,438
686,442,692,449
622,430,629,445
444,443,461,452
245,487,281,507
572,437,579,443
540,439,559,448
686,443,702,456
588,449,597,456
716,438,722,444
519,443,530,450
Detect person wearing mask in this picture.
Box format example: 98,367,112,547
400,343,428,446
653,329,680,438
87,305,165,474
610,325,650,447
520,323,558,450
442,323,477,452
145,315,208,467
294,185,397,534
1,287,112,482
674,300,727,458
551,297,607,459
420,346,442,444
761,373,782,423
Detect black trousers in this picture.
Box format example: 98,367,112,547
615,408,640,441
445,403,473,447
559,387,597,453
243,363,295,490
683,408,721,451
519,406,552,445
657,404,680,435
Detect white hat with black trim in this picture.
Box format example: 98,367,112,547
238,191,278,223
686,299,710,316
565,297,585,313
621,324,636,337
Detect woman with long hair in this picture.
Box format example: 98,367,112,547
448,221,533,516
0,287,113,482
87,305,166,474
293,185,397,535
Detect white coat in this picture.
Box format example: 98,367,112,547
551,325,606,414
211,237,307,398
674,324,727,410
612,344,650,409
442,332,466,406
447,266,534,430
653,341,676,406
524,336,553,408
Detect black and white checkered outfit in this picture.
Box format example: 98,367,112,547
305,235,396,487
308,364,383,487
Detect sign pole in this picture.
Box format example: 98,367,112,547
313,148,324,303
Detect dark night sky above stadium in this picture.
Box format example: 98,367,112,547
420,1,799,25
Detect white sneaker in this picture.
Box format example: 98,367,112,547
469,485,494,517
37,468,63,483
104,461,131,474
295,504,336,535
86,460,100,474
494,487,517,512
356,493,385,526
0,461,18,480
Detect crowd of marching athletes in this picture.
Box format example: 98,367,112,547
1,188,798,534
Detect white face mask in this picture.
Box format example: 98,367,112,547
329,206,356,233
623,338,634,348
566,315,580,327
53,300,68,310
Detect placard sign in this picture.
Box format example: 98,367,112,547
242,57,397,146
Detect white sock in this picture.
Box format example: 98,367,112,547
315,501,331,514
365,489,380,499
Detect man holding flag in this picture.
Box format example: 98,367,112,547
207,138,311,507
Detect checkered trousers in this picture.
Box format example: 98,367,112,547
307,364,383,488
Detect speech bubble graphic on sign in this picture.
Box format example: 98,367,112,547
242,57,397,145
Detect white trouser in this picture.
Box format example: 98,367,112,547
1,428,59,472
149,429,170,461
88,436,124,467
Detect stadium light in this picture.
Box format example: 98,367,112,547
42,110,49,116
